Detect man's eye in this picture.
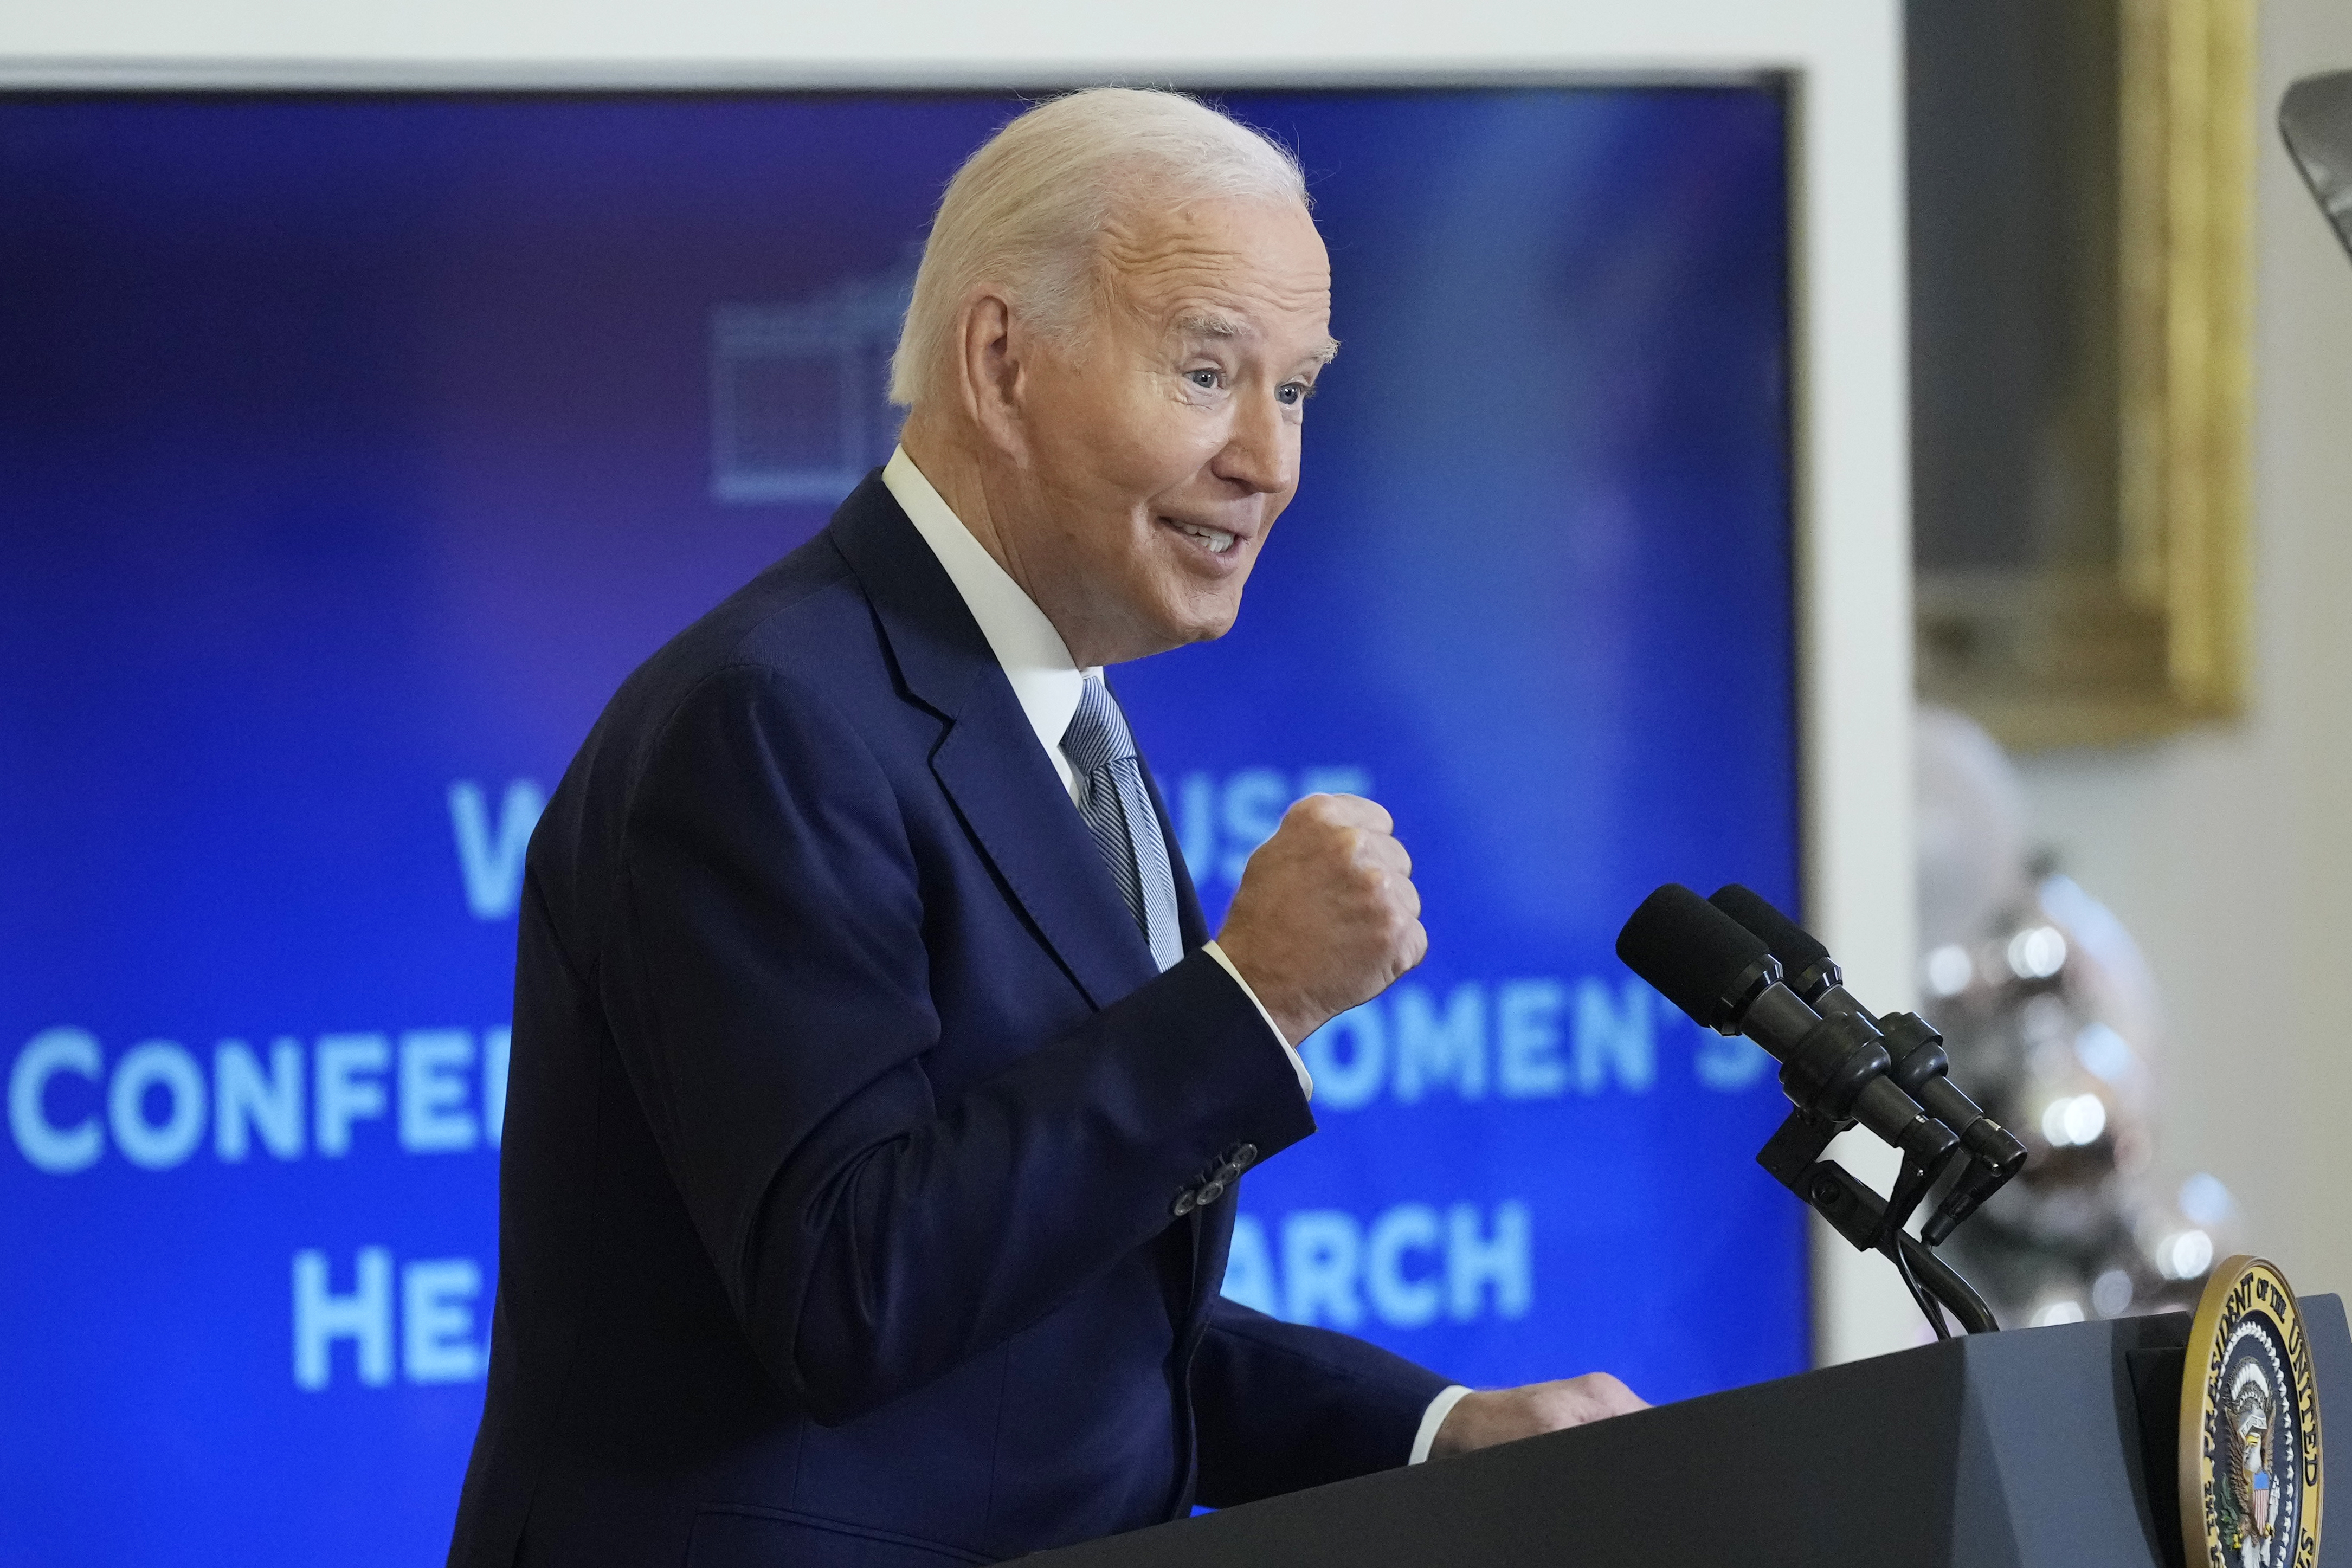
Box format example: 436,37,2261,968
1277,382,1314,406
1188,369,1220,390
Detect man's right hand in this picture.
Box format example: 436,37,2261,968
1215,793,1427,1045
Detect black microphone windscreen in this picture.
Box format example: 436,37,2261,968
1615,883,1774,1028
1709,884,1829,971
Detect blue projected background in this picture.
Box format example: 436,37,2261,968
0,89,1800,1565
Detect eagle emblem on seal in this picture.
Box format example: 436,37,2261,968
2218,1360,2278,1563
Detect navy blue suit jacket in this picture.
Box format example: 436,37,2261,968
446,475,1452,1567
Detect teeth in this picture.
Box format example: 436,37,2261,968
1176,522,1237,554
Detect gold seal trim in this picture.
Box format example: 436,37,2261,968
2180,1255,2324,1567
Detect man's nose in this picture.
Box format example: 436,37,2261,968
1211,388,1297,495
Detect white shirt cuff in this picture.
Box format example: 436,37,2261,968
1409,1385,1475,1465
1200,940,1312,1100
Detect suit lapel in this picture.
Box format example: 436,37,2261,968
930,696,1160,1008
827,475,1159,1010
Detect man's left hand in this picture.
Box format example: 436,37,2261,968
1428,1373,1649,1458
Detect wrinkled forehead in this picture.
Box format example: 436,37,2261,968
1096,194,1335,357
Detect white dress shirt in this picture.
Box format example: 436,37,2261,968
881,446,1470,1467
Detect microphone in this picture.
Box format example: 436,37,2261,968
1706,885,2027,1244
1614,885,1957,1171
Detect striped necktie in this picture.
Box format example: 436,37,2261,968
1061,674,1183,972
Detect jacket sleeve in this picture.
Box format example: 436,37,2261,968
1189,1295,1457,1507
604,661,1317,1426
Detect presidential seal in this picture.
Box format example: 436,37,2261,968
2181,1256,2324,1568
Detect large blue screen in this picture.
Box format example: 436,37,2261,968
0,87,1800,1565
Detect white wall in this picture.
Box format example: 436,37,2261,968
2012,0,2352,1306
0,0,1924,1365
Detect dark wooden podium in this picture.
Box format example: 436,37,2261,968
1030,1295,2352,1567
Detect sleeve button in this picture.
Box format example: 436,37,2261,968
1172,1190,1198,1217
1196,1179,1227,1206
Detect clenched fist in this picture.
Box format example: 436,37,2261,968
1215,793,1427,1045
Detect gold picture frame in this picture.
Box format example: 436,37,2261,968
1912,0,2253,750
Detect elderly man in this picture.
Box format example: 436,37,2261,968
447,88,1642,1568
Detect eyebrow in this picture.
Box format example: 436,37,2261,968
1172,309,1245,340
1171,310,1341,365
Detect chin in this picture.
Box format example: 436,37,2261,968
1115,573,1248,658
1163,582,1246,643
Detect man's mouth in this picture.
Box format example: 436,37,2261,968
1165,519,1239,556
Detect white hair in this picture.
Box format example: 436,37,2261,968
887,87,1309,409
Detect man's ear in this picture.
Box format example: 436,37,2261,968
951,289,1030,462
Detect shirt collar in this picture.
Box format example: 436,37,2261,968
882,446,1093,779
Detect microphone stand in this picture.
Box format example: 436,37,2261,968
1757,1107,1999,1336
1612,883,2008,1339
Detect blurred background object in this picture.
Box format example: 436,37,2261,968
1907,0,2253,748
2280,70,2352,261
1915,706,2242,1330
1903,0,2352,1342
